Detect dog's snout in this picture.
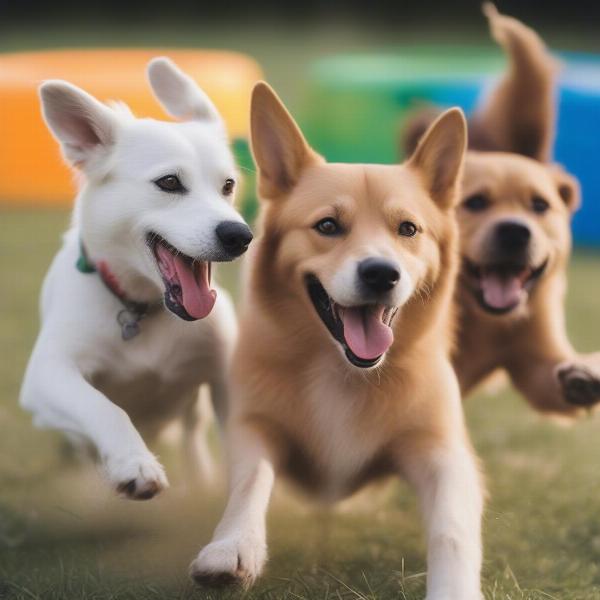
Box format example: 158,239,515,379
216,221,253,257
358,258,400,294
495,221,531,251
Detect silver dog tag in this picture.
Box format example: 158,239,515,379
117,309,141,341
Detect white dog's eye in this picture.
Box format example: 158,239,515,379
398,221,418,237
154,174,186,193
222,178,235,196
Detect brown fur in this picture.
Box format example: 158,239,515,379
237,84,468,498
403,4,600,415
190,83,484,597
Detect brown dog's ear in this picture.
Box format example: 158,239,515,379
250,82,321,200
407,107,467,210
550,165,581,213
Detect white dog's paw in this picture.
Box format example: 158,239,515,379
426,590,483,600
189,535,267,588
104,452,169,501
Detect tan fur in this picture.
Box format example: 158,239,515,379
470,3,559,160
454,152,589,414
405,5,600,414
191,83,484,599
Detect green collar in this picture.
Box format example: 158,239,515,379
76,240,96,274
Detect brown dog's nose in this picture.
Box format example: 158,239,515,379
495,221,531,252
358,258,400,294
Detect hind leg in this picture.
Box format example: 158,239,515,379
181,387,216,484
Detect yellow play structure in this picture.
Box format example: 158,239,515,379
0,49,262,206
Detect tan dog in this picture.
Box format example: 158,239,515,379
405,5,600,415
189,83,484,599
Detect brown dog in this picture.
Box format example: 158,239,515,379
405,4,600,415
190,83,484,599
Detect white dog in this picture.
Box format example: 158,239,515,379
20,57,252,500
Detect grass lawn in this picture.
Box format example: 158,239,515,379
1,208,600,600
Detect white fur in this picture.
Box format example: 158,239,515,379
20,58,247,498
190,429,273,585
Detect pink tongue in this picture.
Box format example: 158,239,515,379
481,273,522,310
340,306,394,361
156,245,216,319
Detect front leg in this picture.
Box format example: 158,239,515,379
402,440,484,600
20,350,168,500
506,347,600,415
190,425,274,587
556,352,600,408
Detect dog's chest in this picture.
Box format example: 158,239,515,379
278,373,397,500
87,314,214,427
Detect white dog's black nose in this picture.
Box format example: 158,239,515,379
216,221,253,257
358,258,400,294
495,221,531,251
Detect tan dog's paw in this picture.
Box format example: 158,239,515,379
190,535,267,588
104,453,169,500
557,362,600,407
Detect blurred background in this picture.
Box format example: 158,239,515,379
1,1,600,598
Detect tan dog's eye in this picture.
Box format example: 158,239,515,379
398,221,418,237
532,196,550,214
314,218,342,236
154,174,186,193
462,194,490,212
222,178,235,196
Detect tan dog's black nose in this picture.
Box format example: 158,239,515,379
495,221,531,252
216,221,253,257
358,258,400,294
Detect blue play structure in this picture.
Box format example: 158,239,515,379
303,49,600,246
555,52,600,246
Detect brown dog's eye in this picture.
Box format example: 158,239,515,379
398,221,418,237
314,218,342,236
222,178,235,196
532,196,550,214
463,194,490,212
155,174,186,193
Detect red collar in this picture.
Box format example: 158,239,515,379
77,241,161,340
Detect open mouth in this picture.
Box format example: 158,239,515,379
306,275,397,368
147,234,216,321
463,258,548,315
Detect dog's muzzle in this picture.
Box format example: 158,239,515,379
306,272,399,369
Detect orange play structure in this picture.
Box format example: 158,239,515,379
0,49,263,206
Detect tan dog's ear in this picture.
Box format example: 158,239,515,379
251,82,321,199
550,165,581,213
407,107,467,210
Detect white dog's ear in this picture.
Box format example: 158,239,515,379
147,57,220,123
407,107,467,209
40,80,118,169
250,81,322,200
